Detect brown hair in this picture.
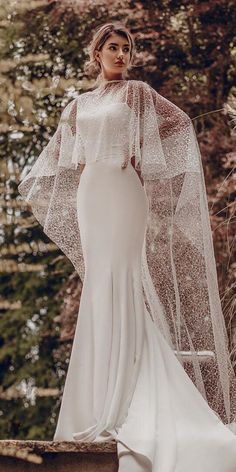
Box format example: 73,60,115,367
84,22,136,83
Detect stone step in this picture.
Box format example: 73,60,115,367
0,439,118,472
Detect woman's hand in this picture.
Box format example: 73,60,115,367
136,168,144,186
121,156,144,186
80,163,86,172
131,156,144,186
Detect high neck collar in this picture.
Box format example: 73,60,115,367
101,78,126,82
97,78,128,88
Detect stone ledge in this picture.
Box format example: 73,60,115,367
0,439,118,472
0,439,117,453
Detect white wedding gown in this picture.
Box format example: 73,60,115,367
53,155,236,471
47,83,236,472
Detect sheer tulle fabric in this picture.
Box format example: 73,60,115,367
18,79,236,427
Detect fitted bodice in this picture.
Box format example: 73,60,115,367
70,81,140,167
77,101,133,164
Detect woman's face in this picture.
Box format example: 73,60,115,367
95,32,131,79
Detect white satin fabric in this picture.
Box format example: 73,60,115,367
53,157,236,471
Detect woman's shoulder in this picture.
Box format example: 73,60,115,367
127,80,158,102
127,79,156,96
60,93,89,118
61,95,80,112
128,79,151,88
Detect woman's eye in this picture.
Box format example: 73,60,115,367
109,46,130,53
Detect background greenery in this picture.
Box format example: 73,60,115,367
0,0,235,439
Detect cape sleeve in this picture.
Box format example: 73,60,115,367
128,81,200,179
18,97,86,280
133,81,236,426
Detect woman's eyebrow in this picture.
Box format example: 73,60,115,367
108,42,130,46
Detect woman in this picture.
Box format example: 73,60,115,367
18,22,236,471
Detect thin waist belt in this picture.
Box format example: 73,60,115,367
85,155,131,166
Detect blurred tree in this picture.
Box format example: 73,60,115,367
0,0,87,439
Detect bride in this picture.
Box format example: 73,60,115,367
18,22,236,471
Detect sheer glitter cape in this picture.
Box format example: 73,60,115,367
18,79,236,428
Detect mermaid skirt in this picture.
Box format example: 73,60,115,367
53,157,236,471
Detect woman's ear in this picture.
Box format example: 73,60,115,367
94,50,100,63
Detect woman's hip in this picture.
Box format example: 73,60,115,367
76,158,148,262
